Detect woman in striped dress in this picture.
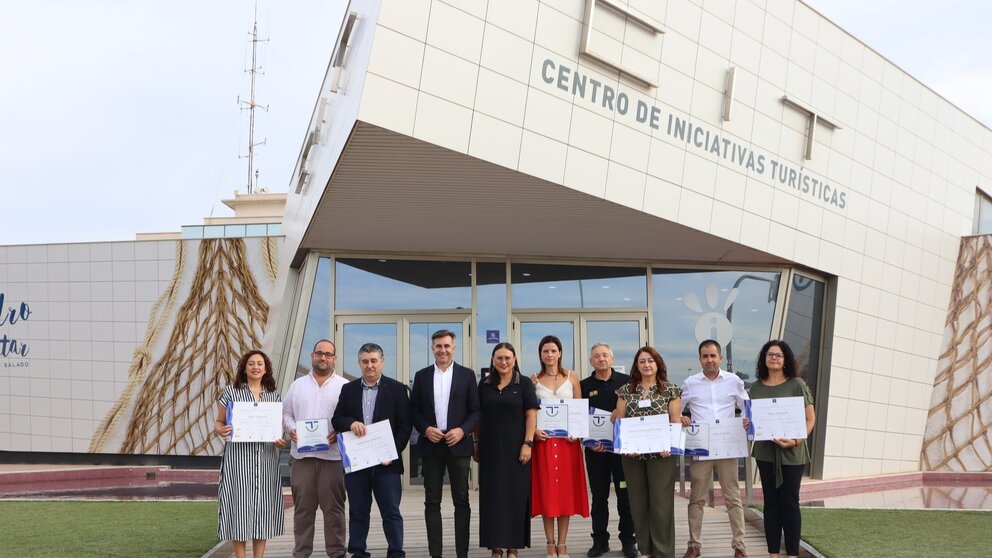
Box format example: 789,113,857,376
214,350,286,558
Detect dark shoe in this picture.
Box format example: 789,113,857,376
621,544,639,558
586,545,609,558
682,548,701,558
733,550,747,558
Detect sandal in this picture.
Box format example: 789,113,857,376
490,550,503,558
556,544,570,558
545,541,557,558
507,550,519,558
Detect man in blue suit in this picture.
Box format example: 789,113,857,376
410,330,480,558
331,342,412,558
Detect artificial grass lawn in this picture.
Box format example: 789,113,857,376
0,501,218,558
800,508,992,557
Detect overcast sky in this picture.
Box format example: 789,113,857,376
1,1,988,246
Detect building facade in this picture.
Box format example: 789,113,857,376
2,0,991,480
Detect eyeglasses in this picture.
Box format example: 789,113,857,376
766,353,784,359
313,351,336,359
493,356,515,362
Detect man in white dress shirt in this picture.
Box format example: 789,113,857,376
680,339,749,558
283,339,349,558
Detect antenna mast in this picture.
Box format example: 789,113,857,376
238,0,268,194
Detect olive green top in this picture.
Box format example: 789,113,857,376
748,377,813,486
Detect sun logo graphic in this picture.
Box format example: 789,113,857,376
682,282,739,347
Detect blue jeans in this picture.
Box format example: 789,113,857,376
344,468,404,558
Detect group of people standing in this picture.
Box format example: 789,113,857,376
214,332,815,558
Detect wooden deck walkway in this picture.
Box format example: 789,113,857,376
208,486,767,558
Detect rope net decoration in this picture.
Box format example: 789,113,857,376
90,238,273,456
921,235,992,472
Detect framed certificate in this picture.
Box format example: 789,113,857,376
338,419,399,473
541,398,590,438
583,408,614,450
295,418,330,453
537,402,569,437
698,418,748,460
228,401,283,443
615,414,670,454
746,396,808,441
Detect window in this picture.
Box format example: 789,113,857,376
973,190,992,234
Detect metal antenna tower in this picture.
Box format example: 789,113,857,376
238,0,268,194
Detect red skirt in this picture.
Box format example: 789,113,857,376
531,438,590,517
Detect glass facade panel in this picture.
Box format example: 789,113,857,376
246,224,268,237
511,263,647,308
181,226,204,239
652,269,780,387
518,321,575,374
203,225,225,238
267,223,282,236
586,319,642,375
296,257,332,376
339,322,398,381
782,274,825,395
335,258,471,310
476,262,507,380
225,224,246,238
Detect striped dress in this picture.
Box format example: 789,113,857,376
217,385,285,541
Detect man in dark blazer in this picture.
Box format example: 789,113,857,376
331,342,412,558
410,330,480,558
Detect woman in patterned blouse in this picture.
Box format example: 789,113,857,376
614,346,682,558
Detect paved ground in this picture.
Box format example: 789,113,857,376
208,485,768,558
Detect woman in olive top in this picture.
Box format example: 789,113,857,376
614,346,682,558
748,340,815,558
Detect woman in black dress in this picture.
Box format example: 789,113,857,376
475,342,539,558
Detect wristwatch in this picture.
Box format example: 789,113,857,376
523,439,534,447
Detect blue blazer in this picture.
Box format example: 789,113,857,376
331,375,412,475
410,362,481,458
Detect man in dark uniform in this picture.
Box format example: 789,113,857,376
580,343,637,558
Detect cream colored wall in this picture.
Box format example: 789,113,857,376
355,0,992,478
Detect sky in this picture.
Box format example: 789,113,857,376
1,0,989,246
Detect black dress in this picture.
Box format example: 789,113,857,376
478,374,539,550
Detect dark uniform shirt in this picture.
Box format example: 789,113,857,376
580,368,631,412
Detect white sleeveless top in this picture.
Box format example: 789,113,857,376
534,370,575,399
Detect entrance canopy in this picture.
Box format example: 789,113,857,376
296,122,789,268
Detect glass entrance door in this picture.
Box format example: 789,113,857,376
513,313,647,378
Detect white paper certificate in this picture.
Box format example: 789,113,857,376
698,418,748,460
339,419,399,473
295,418,330,453
541,398,590,438
537,402,569,437
683,422,710,456
583,408,614,450
228,401,283,443
615,414,670,455
747,396,807,441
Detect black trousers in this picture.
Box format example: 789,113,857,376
422,444,471,558
585,448,635,548
756,460,804,556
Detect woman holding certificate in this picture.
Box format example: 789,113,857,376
476,342,539,558
749,340,815,558
614,346,681,558
214,350,286,558
530,335,589,558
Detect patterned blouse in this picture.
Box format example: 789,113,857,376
616,381,682,460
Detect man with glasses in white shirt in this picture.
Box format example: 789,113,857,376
680,339,749,558
283,339,349,558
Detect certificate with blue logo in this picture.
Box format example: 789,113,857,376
537,402,569,437
228,401,283,443
615,414,670,454
295,418,330,453
583,408,615,450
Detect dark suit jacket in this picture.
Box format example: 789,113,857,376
331,375,412,475
410,362,481,458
